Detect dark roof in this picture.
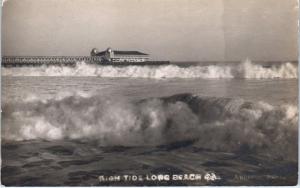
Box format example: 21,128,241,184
95,50,148,56
95,51,106,56
114,51,148,56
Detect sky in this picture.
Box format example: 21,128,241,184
1,0,298,61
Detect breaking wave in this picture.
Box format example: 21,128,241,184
2,59,298,79
2,92,298,160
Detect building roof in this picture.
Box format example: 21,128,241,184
95,51,106,56
114,51,148,56
94,49,148,56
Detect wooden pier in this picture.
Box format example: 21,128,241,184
1,56,103,67
1,56,170,67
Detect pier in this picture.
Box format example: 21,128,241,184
1,56,103,67
1,56,170,67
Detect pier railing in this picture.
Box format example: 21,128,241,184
1,56,103,67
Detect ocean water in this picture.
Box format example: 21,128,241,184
1,60,298,186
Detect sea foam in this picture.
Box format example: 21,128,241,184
2,93,298,160
2,59,298,79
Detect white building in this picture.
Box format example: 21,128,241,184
91,48,149,63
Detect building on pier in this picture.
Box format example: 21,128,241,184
91,47,149,63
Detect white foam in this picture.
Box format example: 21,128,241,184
2,60,298,79
2,93,298,160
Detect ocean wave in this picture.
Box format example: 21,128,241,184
2,59,298,79
2,93,298,160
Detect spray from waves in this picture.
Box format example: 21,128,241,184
2,59,298,79
2,93,298,160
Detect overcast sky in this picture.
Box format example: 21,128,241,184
2,0,298,61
